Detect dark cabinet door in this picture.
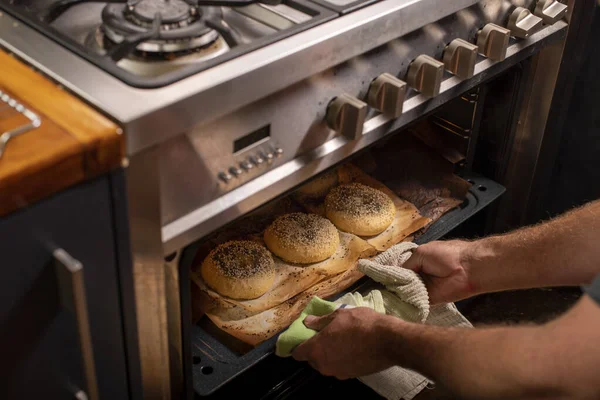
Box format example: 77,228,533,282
0,173,131,400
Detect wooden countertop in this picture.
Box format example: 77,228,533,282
0,50,124,217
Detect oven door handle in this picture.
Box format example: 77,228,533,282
54,249,99,400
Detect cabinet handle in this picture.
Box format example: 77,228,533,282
54,249,98,400
0,89,42,160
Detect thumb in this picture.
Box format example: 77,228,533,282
304,313,335,331
403,250,424,273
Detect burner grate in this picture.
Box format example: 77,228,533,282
0,0,336,87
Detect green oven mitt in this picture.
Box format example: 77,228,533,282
275,292,386,357
275,297,339,357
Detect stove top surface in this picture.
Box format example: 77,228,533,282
0,0,349,87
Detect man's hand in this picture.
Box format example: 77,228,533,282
292,307,396,379
403,240,476,304
408,200,600,298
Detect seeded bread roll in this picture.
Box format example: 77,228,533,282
325,183,396,236
201,240,275,300
293,170,338,200
264,213,340,264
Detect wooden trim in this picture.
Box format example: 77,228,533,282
0,50,124,216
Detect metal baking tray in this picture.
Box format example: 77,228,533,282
181,173,505,397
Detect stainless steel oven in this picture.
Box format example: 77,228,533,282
0,0,595,398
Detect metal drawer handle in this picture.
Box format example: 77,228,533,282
0,89,42,160
54,249,99,400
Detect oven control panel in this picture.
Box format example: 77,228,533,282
160,0,568,227
217,146,284,183
215,125,284,183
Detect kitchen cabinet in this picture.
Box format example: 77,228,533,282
0,49,134,399
0,171,134,399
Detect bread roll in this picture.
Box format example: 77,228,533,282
201,240,275,300
325,183,396,236
293,169,338,200
264,213,340,264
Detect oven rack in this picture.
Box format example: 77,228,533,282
181,173,505,397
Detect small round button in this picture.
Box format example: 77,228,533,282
254,155,265,165
229,167,243,177
266,152,274,161
218,171,232,182
275,148,283,157
240,160,254,171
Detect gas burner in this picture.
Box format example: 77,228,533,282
84,0,240,75
127,0,194,25
124,0,202,30
98,0,229,56
20,0,314,85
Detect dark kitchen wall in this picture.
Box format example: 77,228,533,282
538,4,600,219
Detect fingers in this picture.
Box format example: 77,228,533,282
292,337,313,361
304,312,335,331
293,311,337,361
403,249,424,273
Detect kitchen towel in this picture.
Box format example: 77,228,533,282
357,302,472,400
276,242,472,400
275,291,387,358
358,242,430,323
358,242,472,400
275,296,350,358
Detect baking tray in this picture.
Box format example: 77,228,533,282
182,173,505,397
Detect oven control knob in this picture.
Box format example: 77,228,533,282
265,152,274,162
240,160,254,171
367,73,406,118
218,171,232,183
477,23,510,62
274,147,283,157
507,7,543,39
443,38,479,80
406,55,444,98
229,166,243,177
534,0,568,25
326,94,368,140
252,155,264,165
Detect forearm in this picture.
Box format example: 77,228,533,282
463,200,600,294
388,322,550,399
381,297,600,399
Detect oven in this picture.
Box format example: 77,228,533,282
0,0,594,398
161,4,580,396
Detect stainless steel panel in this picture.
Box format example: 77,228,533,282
158,0,536,228
0,0,482,155
235,4,296,29
159,0,537,229
125,148,174,400
161,21,567,254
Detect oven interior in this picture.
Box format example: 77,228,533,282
172,61,528,399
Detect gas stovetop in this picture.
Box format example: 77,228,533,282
0,0,488,155
0,0,364,87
